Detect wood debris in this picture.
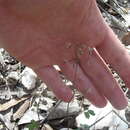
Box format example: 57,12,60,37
0,97,28,112
41,124,53,130
12,99,30,121
122,32,130,45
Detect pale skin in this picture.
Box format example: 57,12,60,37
0,0,130,109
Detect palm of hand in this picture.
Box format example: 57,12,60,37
0,0,129,109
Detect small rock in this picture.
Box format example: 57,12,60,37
48,100,81,120
35,97,55,111
18,106,44,125
6,71,19,86
20,67,37,90
0,109,15,129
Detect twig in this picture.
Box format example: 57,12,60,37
40,100,62,124
89,110,112,128
112,110,129,126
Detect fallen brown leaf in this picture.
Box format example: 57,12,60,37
0,97,28,112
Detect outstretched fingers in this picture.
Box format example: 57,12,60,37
96,27,130,90
35,66,73,102
79,48,127,109
59,61,107,108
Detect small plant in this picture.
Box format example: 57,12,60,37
84,109,95,119
27,120,39,130
74,109,95,130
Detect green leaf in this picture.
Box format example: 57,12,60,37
88,110,95,116
27,120,39,130
84,112,90,119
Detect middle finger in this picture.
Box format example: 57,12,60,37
59,61,107,108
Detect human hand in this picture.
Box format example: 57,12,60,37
0,0,129,109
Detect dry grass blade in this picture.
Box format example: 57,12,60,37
0,97,28,112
